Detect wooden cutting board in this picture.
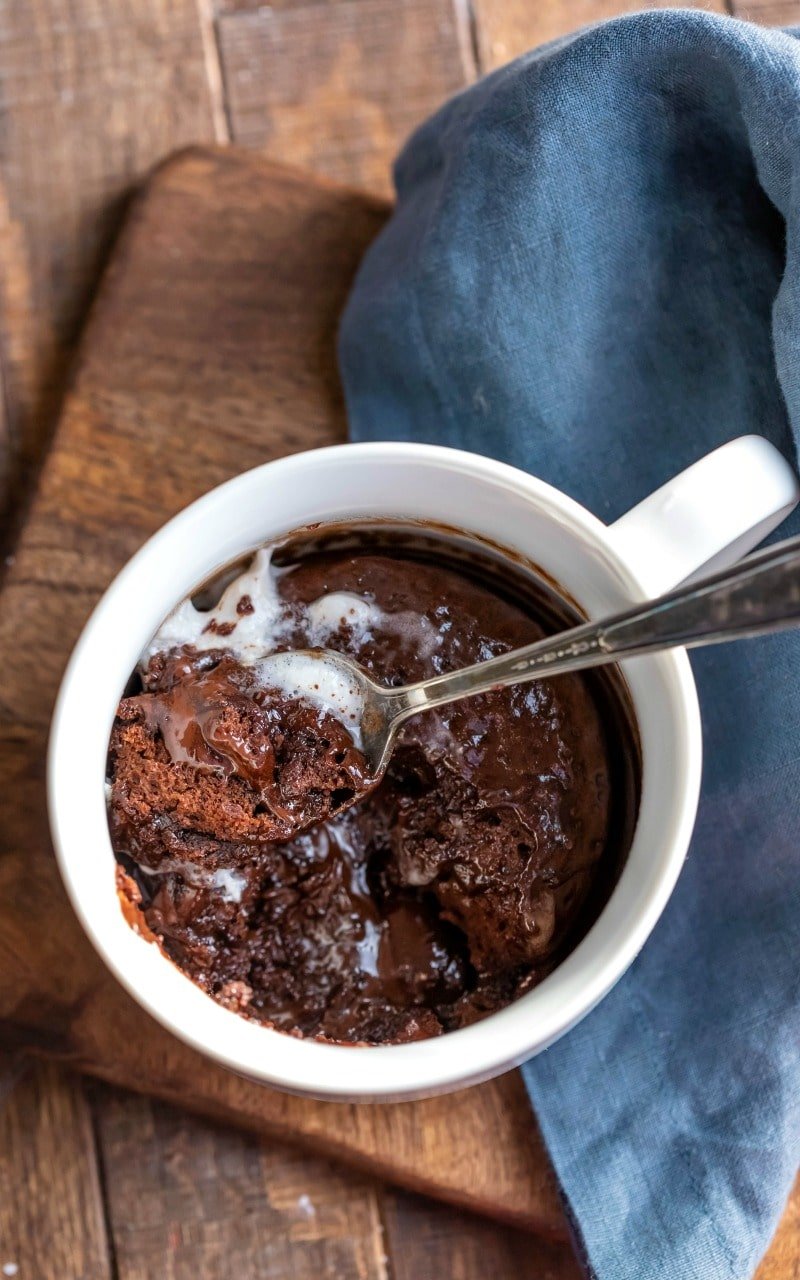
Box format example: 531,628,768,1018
0,145,567,1240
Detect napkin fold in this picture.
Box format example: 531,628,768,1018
339,11,800,1278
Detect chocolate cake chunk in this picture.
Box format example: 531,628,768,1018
109,652,372,862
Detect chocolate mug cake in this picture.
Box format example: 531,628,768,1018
108,525,640,1045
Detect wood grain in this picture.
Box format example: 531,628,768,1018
92,1080,590,1280
215,0,476,194
0,1061,111,1280
756,1176,800,1280
0,145,564,1239
92,1085,389,1280
730,0,800,18
471,0,727,69
383,1188,583,1280
0,0,220,523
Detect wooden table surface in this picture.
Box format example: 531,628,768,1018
0,2,797,1278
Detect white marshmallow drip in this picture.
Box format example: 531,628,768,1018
306,589,441,658
384,609,441,658
143,548,287,664
212,868,248,903
130,856,249,902
306,592,380,646
355,916,382,977
254,651,365,747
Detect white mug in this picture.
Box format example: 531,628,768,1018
48,436,798,1100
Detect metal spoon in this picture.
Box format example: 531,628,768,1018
291,531,800,779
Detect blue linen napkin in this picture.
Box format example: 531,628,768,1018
338,10,800,1277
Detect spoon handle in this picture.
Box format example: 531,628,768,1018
398,531,800,714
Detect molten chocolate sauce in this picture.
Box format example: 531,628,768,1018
109,525,640,1044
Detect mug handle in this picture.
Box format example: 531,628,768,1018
606,435,800,598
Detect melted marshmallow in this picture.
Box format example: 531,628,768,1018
382,609,441,659
306,589,441,658
143,549,287,664
306,592,380,646
130,855,249,903
255,651,365,746
212,868,248,903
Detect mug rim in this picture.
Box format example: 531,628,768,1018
47,442,701,1099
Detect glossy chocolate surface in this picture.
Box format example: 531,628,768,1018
109,526,640,1044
